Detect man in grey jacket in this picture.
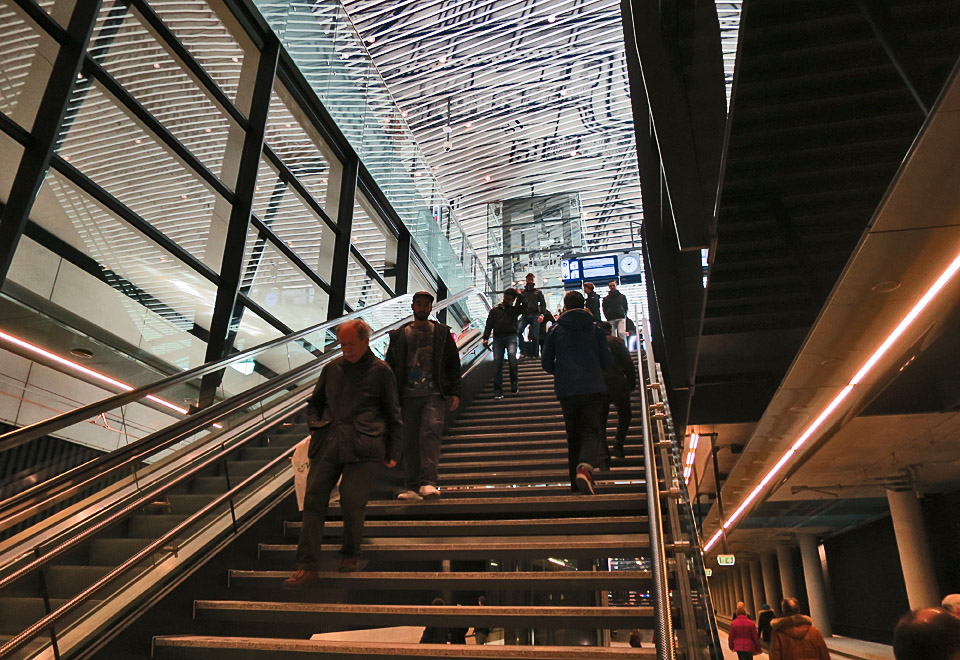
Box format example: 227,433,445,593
284,319,403,587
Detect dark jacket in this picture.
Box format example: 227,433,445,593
306,350,403,463
602,289,629,320
541,309,613,398
729,614,762,654
758,608,775,643
603,334,636,396
769,614,830,660
585,290,602,319
419,626,448,644
519,284,546,316
385,320,462,399
483,301,524,340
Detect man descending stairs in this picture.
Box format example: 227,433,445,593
151,357,665,659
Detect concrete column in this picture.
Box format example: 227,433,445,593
724,573,734,614
739,564,756,615
798,533,832,637
777,544,798,599
887,488,940,609
733,564,745,606
749,560,766,613
761,552,782,612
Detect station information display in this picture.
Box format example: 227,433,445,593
562,255,617,282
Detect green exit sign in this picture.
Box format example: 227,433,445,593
704,568,713,577
717,554,736,566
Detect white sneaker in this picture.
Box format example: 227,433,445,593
397,490,423,501
419,484,441,498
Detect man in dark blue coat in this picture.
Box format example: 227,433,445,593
541,290,613,495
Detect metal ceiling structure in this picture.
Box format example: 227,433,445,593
340,0,645,263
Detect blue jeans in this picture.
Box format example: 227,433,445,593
517,314,540,357
491,335,518,395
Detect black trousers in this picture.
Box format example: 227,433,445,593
296,441,379,570
604,390,632,446
559,393,606,488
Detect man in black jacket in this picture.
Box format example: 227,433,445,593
584,281,602,319
600,322,637,460
482,288,524,398
602,280,629,338
386,291,462,501
285,319,402,587
517,273,546,358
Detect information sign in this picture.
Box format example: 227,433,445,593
717,554,736,566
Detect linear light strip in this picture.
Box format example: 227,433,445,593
703,247,960,552
0,330,189,416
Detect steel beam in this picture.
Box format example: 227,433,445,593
326,156,359,320
0,0,102,287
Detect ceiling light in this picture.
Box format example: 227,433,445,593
153,63,160,69
70,348,93,359
401,110,408,118
703,247,960,553
367,35,376,44
559,89,568,97
438,55,448,64
569,150,579,157
548,14,557,23
484,175,491,182
872,280,901,293
231,57,239,63
465,122,473,129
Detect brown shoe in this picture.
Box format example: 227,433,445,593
338,557,360,573
283,569,320,588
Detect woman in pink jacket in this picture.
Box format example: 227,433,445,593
729,602,763,660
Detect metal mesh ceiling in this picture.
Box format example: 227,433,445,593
340,0,645,264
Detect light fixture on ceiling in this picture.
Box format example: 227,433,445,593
703,247,960,553
438,55,448,64
569,150,579,157
401,110,408,118
559,88,568,97
70,348,93,359
872,280,901,293
465,122,473,129
547,14,557,23
484,175,491,182
367,35,376,44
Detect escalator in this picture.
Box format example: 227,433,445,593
0,289,721,660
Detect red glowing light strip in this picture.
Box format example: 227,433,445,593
0,330,189,416
703,248,960,553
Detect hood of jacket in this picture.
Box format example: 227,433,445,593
772,614,814,639
557,308,597,330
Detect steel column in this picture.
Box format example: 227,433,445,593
0,0,102,287
326,156,359,321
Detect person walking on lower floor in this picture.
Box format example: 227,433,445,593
584,281,602,319
769,597,830,660
758,602,776,644
386,291,462,501
541,290,612,495
517,272,546,358
482,288,525,398
729,602,763,660
284,320,402,587
600,321,636,461
473,595,491,644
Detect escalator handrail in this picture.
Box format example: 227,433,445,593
0,290,490,531
0,287,483,453
0,431,298,659
636,324,677,660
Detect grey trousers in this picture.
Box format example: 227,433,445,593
401,394,446,488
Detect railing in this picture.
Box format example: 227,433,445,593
0,289,491,659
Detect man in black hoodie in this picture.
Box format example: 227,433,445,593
483,288,525,398
584,281,602,319
600,321,636,460
602,280,629,338
542,290,613,495
517,273,546,358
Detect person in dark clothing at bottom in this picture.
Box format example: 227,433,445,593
541,290,613,495
284,320,402,588
482,288,525,398
600,321,636,461
758,603,776,644
420,598,449,644
893,608,960,660
474,595,491,644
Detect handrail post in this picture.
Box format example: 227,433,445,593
637,321,676,660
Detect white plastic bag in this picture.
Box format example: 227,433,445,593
291,437,310,511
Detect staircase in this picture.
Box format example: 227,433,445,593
151,357,671,659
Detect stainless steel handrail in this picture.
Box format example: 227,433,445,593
0,286,481,452
0,290,489,530
637,323,677,660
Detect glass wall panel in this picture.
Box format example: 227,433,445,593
252,158,336,283
56,80,229,273
0,131,24,203
239,227,330,330
145,0,249,106
266,85,337,216
352,191,397,289
344,255,388,311
0,1,58,130
89,1,239,182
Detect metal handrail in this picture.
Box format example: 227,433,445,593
637,323,677,660
0,289,489,530
0,286,480,453
0,430,298,659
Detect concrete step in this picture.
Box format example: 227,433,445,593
353,493,647,518
437,468,645,486
440,430,644,444
257,534,650,561
193,602,656,629
439,439,642,454
282,516,649,539
387,482,646,500
438,457,645,473
152,636,657,659
227,569,653,591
